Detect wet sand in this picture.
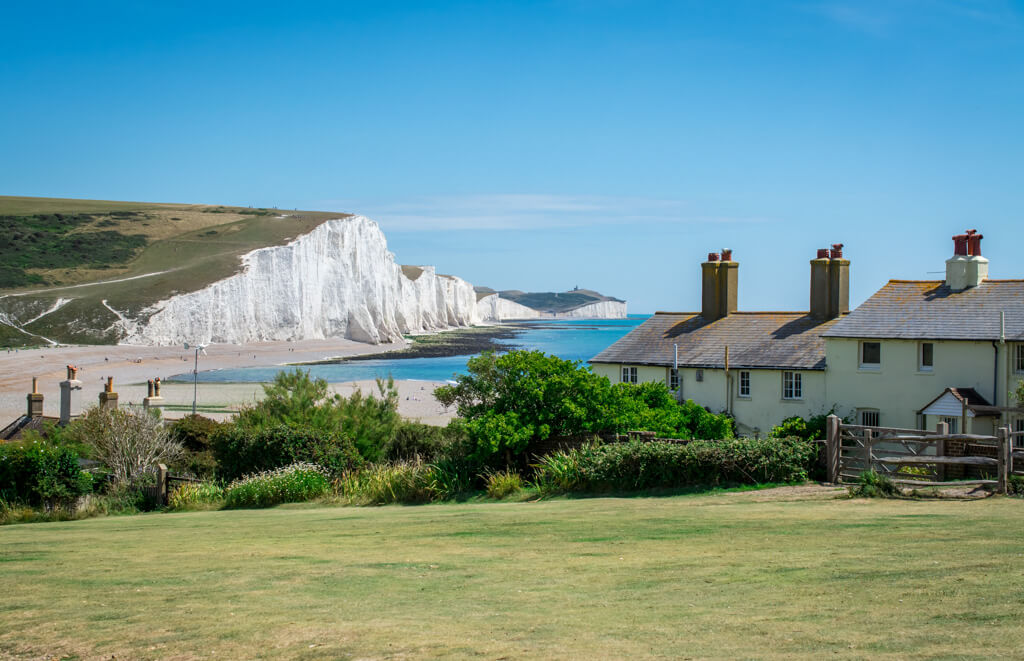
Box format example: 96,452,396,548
0,339,456,425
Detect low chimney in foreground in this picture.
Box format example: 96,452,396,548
59,365,82,424
946,229,988,291
98,376,118,410
26,377,43,418
701,250,738,322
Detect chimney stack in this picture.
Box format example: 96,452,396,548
946,229,988,291
26,377,43,418
98,376,118,410
143,377,165,411
59,365,82,424
701,250,738,322
809,244,850,320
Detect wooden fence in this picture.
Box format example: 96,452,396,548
141,464,203,506
825,415,1012,493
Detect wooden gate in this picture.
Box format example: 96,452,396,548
825,415,1011,493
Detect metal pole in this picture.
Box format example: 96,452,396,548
192,347,199,415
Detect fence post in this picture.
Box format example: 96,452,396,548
826,415,840,483
863,429,874,475
157,464,168,506
997,428,1009,495
936,421,949,482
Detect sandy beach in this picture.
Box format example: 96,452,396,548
0,339,456,426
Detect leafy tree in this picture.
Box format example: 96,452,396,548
1015,380,1024,407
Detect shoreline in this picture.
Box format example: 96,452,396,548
0,337,457,426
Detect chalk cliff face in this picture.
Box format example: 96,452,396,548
123,216,481,345
121,215,627,346
475,295,627,321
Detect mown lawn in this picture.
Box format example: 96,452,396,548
1,491,1023,660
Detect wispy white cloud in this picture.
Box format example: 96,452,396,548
805,0,1021,36
313,194,772,231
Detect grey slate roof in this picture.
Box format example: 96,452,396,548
822,280,1024,340
591,312,842,370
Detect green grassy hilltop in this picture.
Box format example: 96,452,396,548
0,196,347,345
2,492,1022,659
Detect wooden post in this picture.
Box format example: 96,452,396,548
157,464,168,506
863,429,873,475
936,421,949,482
826,414,840,483
997,428,1009,495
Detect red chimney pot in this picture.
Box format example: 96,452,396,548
967,230,983,257
720,249,733,261
707,252,720,262
830,243,844,259
952,233,969,256
816,248,829,259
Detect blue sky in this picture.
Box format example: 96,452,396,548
2,1,1022,313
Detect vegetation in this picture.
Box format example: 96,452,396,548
768,411,835,442
222,463,331,509
0,212,149,287
167,481,224,510
850,470,901,498
484,469,524,499
211,424,362,482
167,413,222,478
336,461,436,505
69,405,183,484
533,437,816,494
0,439,93,508
435,350,733,463
3,495,1023,659
1015,379,1024,407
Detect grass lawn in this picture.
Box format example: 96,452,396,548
2,491,1023,660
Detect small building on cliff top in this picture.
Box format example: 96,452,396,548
590,232,1024,438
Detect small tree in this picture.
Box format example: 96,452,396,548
70,406,183,484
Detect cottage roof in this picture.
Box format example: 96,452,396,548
823,280,1024,341
590,312,842,370
0,415,61,442
918,387,999,417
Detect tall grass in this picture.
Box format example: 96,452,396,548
168,482,225,510
336,461,434,505
485,470,524,499
223,463,329,509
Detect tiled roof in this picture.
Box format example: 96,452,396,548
591,312,842,370
822,280,1024,340
0,415,61,442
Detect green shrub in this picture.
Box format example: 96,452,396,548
337,462,435,505
168,415,223,479
234,370,403,462
427,455,476,499
485,470,524,499
1006,474,1024,496
435,350,734,462
223,463,330,509
211,424,362,481
533,437,816,494
168,482,225,510
850,470,900,498
384,420,464,462
0,440,93,507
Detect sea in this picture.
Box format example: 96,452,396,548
179,315,648,384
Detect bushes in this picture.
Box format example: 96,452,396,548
168,414,222,478
223,463,330,509
69,406,183,484
211,424,362,481
533,437,817,494
435,350,734,462
0,440,93,508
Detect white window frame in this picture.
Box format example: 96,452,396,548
1015,344,1024,374
859,409,880,427
621,366,637,384
918,342,934,372
941,416,960,434
738,370,751,398
1013,418,1024,449
859,341,881,370
782,371,802,400
668,368,679,391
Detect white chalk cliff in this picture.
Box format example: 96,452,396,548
121,216,625,346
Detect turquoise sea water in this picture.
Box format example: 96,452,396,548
174,316,648,384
